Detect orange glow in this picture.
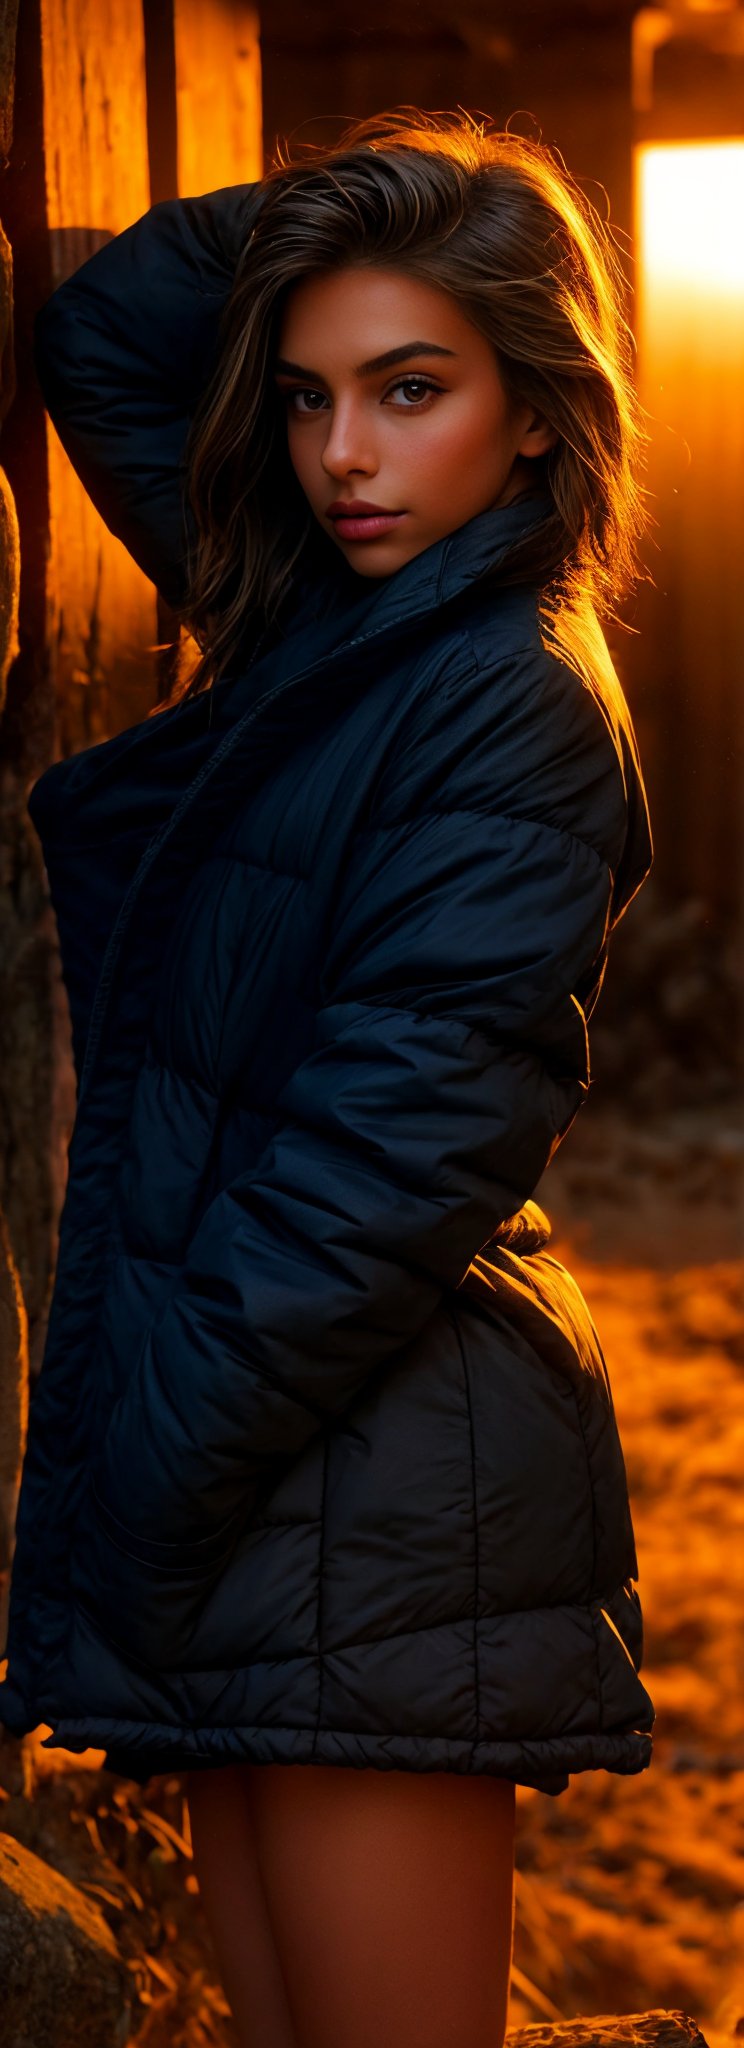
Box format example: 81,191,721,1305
632,138,744,911
174,0,262,198
635,140,744,300
634,140,744,394
40,0,158,744
634,133,744,515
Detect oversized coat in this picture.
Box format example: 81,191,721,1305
0,183,656,1795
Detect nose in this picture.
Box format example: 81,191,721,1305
320,396,378,481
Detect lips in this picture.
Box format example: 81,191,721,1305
329,510,406,541
327,501,399,518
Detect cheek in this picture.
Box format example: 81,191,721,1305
405,402,507,486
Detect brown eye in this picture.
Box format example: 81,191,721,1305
279,376,443,415
282,388,327,414
386,378,441,407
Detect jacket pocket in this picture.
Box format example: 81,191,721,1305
70,1479,240,1671
90,1485,240,1575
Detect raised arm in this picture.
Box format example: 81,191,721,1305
33,183,266,606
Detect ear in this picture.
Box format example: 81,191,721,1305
518,412,560,459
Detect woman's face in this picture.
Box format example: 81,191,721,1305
274,265,558,578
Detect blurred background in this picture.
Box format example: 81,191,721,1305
0,5,742,2047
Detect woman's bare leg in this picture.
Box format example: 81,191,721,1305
184,1763,298,2048
246,1761,516,2048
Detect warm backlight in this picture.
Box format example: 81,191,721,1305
632,138,744,912
634,139,744,304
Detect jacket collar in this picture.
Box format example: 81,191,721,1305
281,485,555,656
29,486,555,848
205,483,555,727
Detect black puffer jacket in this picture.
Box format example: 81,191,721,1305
0,185,655,1794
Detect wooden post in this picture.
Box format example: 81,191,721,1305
0,0,156,1372
158,0,262,688
40,0,158,754
0,1,264,1367
0,0,57,1375
173,0,262,196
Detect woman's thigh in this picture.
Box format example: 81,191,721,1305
184,1763,298,2048
245,1760,516,2048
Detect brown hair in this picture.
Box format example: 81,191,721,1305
166,105,651,715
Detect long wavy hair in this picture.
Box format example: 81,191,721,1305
165,106,652,716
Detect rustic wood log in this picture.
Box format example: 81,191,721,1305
0,1,58,1376
0,1831,132,2045
0,1207,28,1657
153,0,264,696
0,0,19,170
0,1,158,1370
40,0,158,753
0,462,19,701
0,221,19,716
0,757,61,1375
174,0,262,197
506,2019,709,2048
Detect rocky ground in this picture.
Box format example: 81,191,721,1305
1,1092,741,2046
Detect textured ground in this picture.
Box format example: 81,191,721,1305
512,1102,744,2048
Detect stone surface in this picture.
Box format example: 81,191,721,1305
0,1829,132,2046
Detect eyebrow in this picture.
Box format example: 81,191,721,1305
273,341,458,381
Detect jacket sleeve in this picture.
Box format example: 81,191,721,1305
33,183,266,606
88,648,623,1571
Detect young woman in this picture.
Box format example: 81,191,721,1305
1,109,656,2048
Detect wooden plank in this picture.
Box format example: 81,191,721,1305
0,0,20,166
40,0,158,751
165,0,261,694
173,0,262,196
0,0,61,1366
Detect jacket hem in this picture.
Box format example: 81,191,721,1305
35,1716,653,1796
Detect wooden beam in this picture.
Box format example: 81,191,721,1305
173,0,262,196
40,0,158,751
